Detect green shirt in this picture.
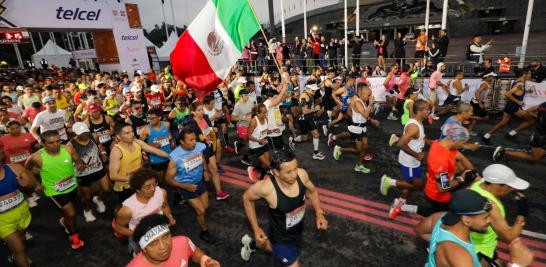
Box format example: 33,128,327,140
470,180,505,258
39,146,77,197
401,99,413,126
234,85,245,102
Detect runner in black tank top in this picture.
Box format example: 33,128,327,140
88,114,113,154
268,174,306,244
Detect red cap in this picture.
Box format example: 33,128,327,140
87,103,101,113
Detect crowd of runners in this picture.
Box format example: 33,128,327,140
0,60,544,266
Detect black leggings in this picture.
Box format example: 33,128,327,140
416,195,450,217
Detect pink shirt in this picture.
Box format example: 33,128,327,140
122,187,164,230
429,70,443,90
126,236,196,267
22,107,45,124
397,72,411,99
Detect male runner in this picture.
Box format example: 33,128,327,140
139,108,174,181
263,80,288,151
241,150,328,266
125,100,149,139
85,102,115,154
25,130,85,249
127,214,220,267
30,95,69,142
231,89,253,165
380,99,430,219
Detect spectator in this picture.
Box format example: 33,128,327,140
475,58,494,77
292,37,302,67
257,41,267,68
327,38,339,68
351,35,363,67
319,36,327,68
374,34,389,71
468,34,492,64
372,65,386,77
394,32,407,66
427,42,441,67
309,35,321,66
414,29,428,63
438,29,450,60
281,38,290,65
530,60,545,83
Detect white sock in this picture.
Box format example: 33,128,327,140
509,130,517,136
400,204,418,213
388,178,397,186
294,136,302,142
484,133,491,139
399,198,407,205
313,137,319,152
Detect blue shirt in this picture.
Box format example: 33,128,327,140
439,116,462,139
146,122,171,164
169,142,206,185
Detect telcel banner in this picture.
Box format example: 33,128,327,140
0,0,113,30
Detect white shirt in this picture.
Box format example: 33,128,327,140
32,109,68,140
398,119,425,168
264,99,285,137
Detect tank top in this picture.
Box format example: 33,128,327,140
122,187,164,230
472,81,490,104
386,74,397,92
339,87,355,111
398,119,425,168
70,135,103,177
113,142,142,191
88,115,112,145
0,164,26,213
173,108,190,129
426,213,481,267
105,98,119,116
401,99,414,125
39,147,77,197
146,122,171,164
129,114,148,138
282,83,293,106
449,79,461,96
22,94,40,109
470,180,505,258
268,175,306,244
249,117,269,149
351,98,368,124
264,99,285,137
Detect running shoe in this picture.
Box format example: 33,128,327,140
373,103,382,116
388,205,402,220
432,115,440,120
70,234,84,250
241,158,252,166
427,114,434,125
288,137,296,151
481,134,492,145
313,151,326,160
228,123,235,128
363,153,373,161
387,113,398,121
83,210,96,223
322,125,328,136
247,166,258,182
333,145,342,161
233,141,239,155
199,230,217,245
25,232,33,241
469,131,478,137
380,175,392,196
93,196,106,213
241,234,255,261
216,191,230,200
328,133,335,146
354,164,370,174
505,132,519,143
388,134,399,147
492,146,505,162
224,146,235,153
59,217,69,234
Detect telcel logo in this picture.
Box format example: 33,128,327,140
56,7,102,21
121,35,138,41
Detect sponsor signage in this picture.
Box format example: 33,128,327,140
72,49,97,60
0,31,23,44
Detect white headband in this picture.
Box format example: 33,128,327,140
138,224,170,249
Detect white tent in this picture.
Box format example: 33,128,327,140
32,40,72,68
157,32,179,61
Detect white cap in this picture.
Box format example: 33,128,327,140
306,84,319,91
130,86,141,93
483,72,498,78
72,122,90,135
150,84,161,93
106,89,115,96
482,164,529,190
237,77,247,84
16,85,24,91
437,62,445,70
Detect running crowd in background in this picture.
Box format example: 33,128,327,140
0,54,544,267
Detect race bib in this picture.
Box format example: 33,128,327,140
136,126,145,136
111,108,119,113
98,131,111,143
202,127,212,137
285,205,305,229
151,99,161,106
54,176,77,192
0,191,25,213
10,151,30,163
183,153,202,173
273,108,283,126
155,136,170,147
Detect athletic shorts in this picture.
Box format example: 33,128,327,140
49,189,78,209
348,124,367,141
115,187,134,205
268,135,285,150
280,106,292,115
471,101,488,118
250,145,269,157
297,113,317,135
399,164,422,181
443,94,461,106
504,101,521,115
0,201,31,239
428,90,437,103
272,242,301,266
77,169,106,187
203,144,215,159
477,251,499,267
177,179,207,200
237,125,249,140
530,132,546,150
151,161,169,172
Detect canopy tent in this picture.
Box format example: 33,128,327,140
157,32,179,61
32,40,72,68
144,37,159,51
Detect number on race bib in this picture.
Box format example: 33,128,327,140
285,205,305,229
54,176,76,192
183,153,203,173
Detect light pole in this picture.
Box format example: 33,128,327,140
280,0,286,38
344,0,348,68
519,0,534,68
441,0,448,30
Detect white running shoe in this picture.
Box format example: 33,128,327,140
83,210,96,223
93,196,106,213
27,197,37,208
313,151,326,160
241,234,255,261
288,137,296,151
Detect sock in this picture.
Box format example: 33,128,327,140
294,136,302,142
313,137,319,152
388,178,397,186
400,204,418,213
509,130,517,136
484,133,491,139
398,198,407,205
327,110,332,119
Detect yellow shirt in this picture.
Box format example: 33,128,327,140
55,95,69,111
113,142,142,191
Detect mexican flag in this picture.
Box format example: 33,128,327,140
170,0,260,99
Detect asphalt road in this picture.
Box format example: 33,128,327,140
1,112,545,267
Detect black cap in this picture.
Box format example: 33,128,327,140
442,189,492,226
239,89,250,95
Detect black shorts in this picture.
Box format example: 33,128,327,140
415,50,425,58
115,187,134,205
471,101,488,118
50,189,78,209
443,94,461,106
477,251,499,267
203,144,215,159
530,132,546,149
151,161,169,172
349,123,367,141
250,145,270,157
504,101,521,114
298,113,317,135
77,169,106,187
268,135,285,150
177,179,207,200
280,105,292,115
395,98,405,112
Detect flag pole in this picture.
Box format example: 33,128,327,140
246,0,282,73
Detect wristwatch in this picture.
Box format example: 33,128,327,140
455,176,464,183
